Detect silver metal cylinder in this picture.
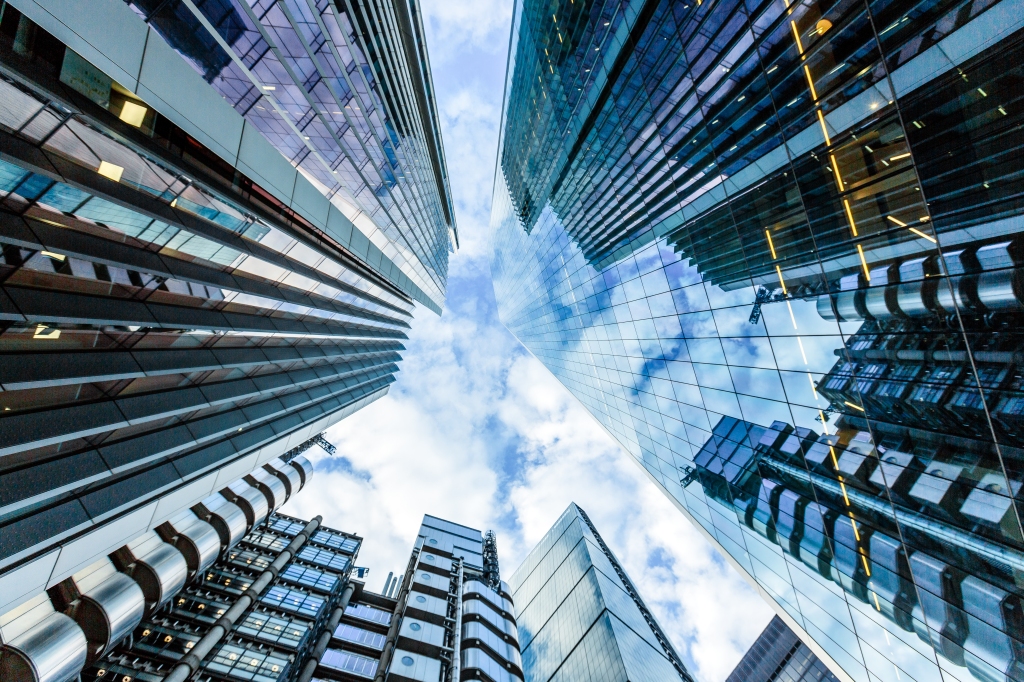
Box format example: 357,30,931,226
0,612,88,682
76,572,144,663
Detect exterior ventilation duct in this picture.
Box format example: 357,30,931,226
264,458,302,499
156,511,221,578
246,468,289,510
223,480,270,530
0,596,87,682
49,559,144,665
111,532,188,616
192,494,247,550
289,455,314,489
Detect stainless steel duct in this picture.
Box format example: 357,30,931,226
289,455,314,489
246,468,289,509
264,458,302,499
49,559,145,665
224,479,270,529
192,493,247,550
157,510,221,577
0,612,87,682
112,532,188,616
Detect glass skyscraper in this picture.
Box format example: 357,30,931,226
728,615,841,682
509,503,693,682
0,0,453,642
491,0,1024,681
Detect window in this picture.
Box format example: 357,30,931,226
260,585,325,618
334,623,386,650
346,603,392,626
320,649,379,678
280,563,338,593
269,517,305,536
312,530,359,553
298,545,350,571
236,611,311,650
208,642,290,682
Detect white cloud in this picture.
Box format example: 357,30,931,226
284,0,777,679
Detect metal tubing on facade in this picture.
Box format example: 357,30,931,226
295,581,357,682
374,549,418,682
161,516,322,682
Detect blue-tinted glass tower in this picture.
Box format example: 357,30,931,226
491,0,1024,681
509,503,692,682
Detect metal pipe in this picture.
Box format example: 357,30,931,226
296,581,356,682
763,459,1024,572
449,559,464,682
161,516,322,682
374,549,418,682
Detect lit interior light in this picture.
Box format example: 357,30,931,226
40,251,66,261
977,88,987,97
850,516,861,541
97,161,124,182
816,18,832,34
737,95,746,101
857,244,870,280
775,265,787,295
804,65,817,100
790,21,804,54
263,85,276,91
889,152,911,161
873,592,882,612
816,110,831,146
818,410,829,434
861,554,872,576
829,154,845,191
766,65,778,74
34,324,60,340
844,400,865,411
998,106,1007,116
886,215,908,227
797,337,808,364
808,372,818,399
909,227,937,243
839,479,851,505
919,216,930,222
118,100,148,127
756,122,767,131
829,446,839,469
843,199,858,236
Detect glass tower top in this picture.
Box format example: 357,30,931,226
129,0,456,309
491,0,1024,681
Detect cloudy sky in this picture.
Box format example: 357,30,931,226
283,1,776,679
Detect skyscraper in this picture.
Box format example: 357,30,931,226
491,0,1024,681
509,503,692,682
727,615,840,682
0,0,454,638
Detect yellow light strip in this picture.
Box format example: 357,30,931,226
765,230,777,259
861,554,872,576
776,265,788,295
808,372,819,399
886,215,907,227
797,336,808,364
856,244,870,280
804,65,817,100
839,479,851,505
40,251,66,261
830,154,844,191
909,227,937,243
33,324,60,340
819,411,830,435
889,153,911,161
850,516,861,541
843,199,858,236
829,446,839,469
817,109,831,146
844,400,865,412
790,21,804,54
872,592,882,612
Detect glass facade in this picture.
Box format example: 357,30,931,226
0,0,437,593
728,615,841,682
126,0,456,307
83,511,360,682
490,0,1024,681
508,503,692,682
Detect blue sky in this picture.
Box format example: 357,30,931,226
282,1,776,679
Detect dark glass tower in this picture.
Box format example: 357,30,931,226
509,503,692,682
727,615,840,682
0,0,452,644
491,0,1024,680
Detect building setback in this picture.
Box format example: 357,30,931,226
490,0,1024,680
0,0,454,628
509,503,693,682
727,615,840,682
